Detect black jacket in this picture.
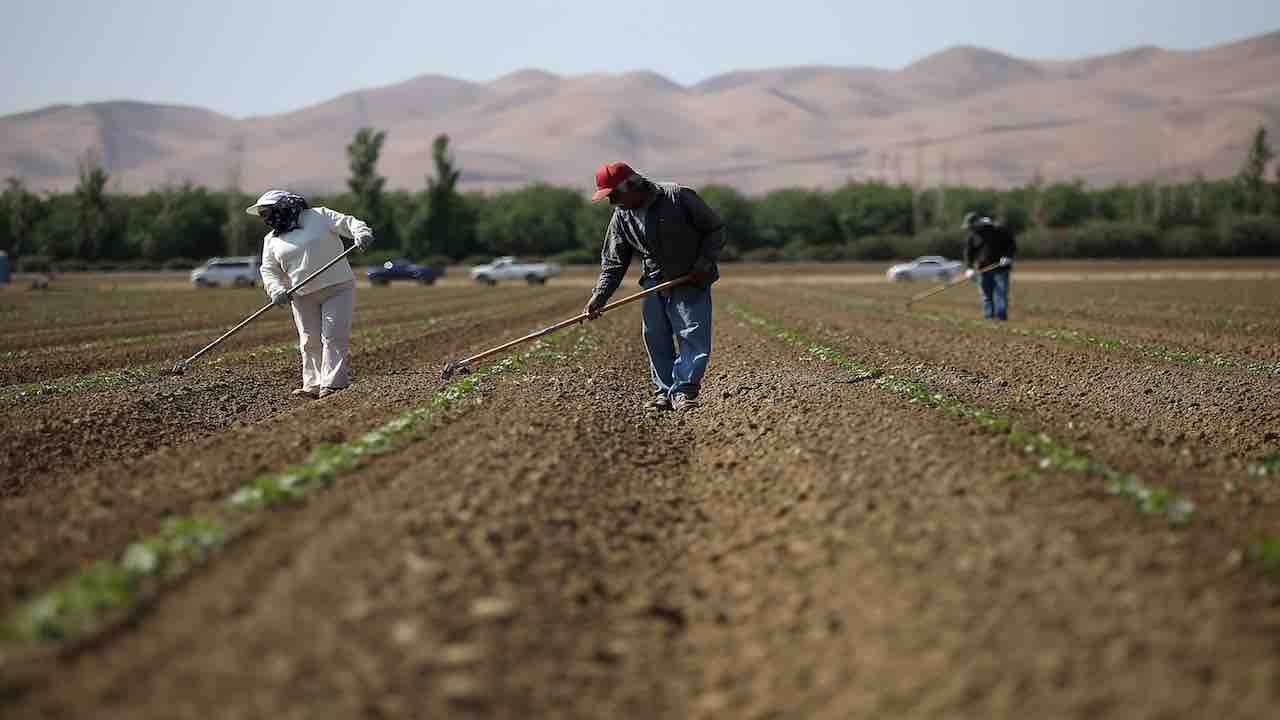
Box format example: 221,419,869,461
963,224,1017,269
590,182,725,305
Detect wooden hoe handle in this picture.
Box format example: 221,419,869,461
441,275,693,380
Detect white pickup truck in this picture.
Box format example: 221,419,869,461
470,256,562,286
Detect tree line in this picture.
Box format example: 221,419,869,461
2,127,1278,272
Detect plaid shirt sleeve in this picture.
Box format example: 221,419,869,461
590,212,633,305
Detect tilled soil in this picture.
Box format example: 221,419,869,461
0,287,584,612
737,282,1280,560
0,288,578,492
831,277,1280,364
0,292,492,386
2,267,1280,718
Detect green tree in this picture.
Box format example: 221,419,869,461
1274,161,1280,216
222,191,255,257
753,188,840,247
74,149,112,259
940,186,998,231
406,134,472,259
346,128,394,247
1041,181,1092,227
1237,126,1274,214
30,194,80,259
476,184,582,258
221,143,254,256
828,181,913,242
133,185,225,261
1,178,42,257
573,196,614,255
696,184,758,254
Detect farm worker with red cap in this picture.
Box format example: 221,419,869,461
584,162,725,411
249,190,373,399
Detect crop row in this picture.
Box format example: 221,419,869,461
727,302,1198,526
909,308,1280,377
799,287,1280,379
0,293,489,363
1,328,584,651
0,313,456,402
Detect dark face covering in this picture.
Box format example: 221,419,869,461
262,193,309,236
608,178,649,211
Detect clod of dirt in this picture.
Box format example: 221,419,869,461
440,673,485,704
391,620,421,647
470,596,517,622
592,640,629,665
435,643,485,668
646,602,687,629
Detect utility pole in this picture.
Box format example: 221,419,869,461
938,150,950,228
222,139,251,256
912,142,925,233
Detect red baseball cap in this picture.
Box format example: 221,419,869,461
591,161,636,202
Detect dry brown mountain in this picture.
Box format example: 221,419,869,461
3,31,1278,195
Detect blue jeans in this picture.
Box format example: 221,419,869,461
640,277,712,398
979,267,1010,320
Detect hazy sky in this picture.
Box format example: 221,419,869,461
2,0,1277,118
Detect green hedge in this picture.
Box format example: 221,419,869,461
549,248,599,265
1220,215,1280,256
16,255,53,273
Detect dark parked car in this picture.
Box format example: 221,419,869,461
367,259,436,286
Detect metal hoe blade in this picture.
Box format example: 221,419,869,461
440,359,469,382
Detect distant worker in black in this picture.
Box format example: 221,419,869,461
961,212,1016,321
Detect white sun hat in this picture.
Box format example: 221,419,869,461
245,189,291,216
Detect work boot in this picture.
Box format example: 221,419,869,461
648,393,672,411
318,386,346,399
671,392,700,411
291,387,318,399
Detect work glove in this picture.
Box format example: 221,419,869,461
271,290,292,307
354,234,374,252
688,257,716,284
998,256,1012,267
964,268,976,280
584,295,605,320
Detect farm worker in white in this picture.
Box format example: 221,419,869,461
249,190,373,399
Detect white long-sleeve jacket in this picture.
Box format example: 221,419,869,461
259,207,371,297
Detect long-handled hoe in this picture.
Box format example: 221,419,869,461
904,261,1002,309
440,275,691,382
167,244,362,375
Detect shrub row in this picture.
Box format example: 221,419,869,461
16,256,200,273
741,215,1280,262
1019,216,1280,259
14,217,1279,271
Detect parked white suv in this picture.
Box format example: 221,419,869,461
470,256,562,286
191,256,261,288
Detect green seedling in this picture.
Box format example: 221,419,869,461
1249,537,1280,576
0,367,161,401
5,328,592,646
11,517,225,641
1247,452,1280,478
727,302,1197,527
1,317,452,403
803,286,1280,379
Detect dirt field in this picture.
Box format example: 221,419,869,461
1,261,1279,718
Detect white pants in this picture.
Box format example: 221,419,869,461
290,279,355,390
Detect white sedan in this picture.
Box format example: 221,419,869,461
885,256,964,282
